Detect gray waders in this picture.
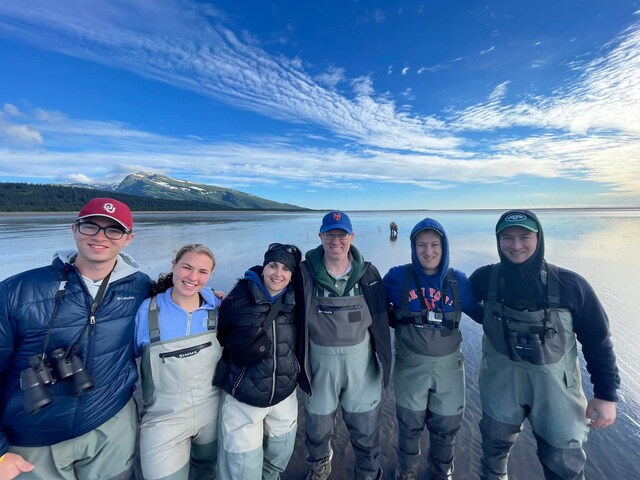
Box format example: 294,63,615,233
139,297,222,480
393,269,463,479
479,264,589,480
305,293,383,480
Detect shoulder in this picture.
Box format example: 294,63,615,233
447,268,473,287
222,280,253,307
361,262,384,285
469,264,494,299
554,265,599,304
383,264,410,288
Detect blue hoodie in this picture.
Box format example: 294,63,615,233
384,217,483,324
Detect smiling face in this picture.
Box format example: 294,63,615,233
414,229,442,275
170,251,214,302
499,226,538,264
263,261,293,296
72,216,133,274
319,228,354,264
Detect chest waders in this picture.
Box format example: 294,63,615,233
139,296,222,480
479,264,589,480
392,267,464,479
302,264,383,480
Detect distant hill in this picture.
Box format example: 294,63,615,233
115,172,304,210
0,174,307,212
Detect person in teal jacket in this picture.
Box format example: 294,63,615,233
134,244,222,480
383,217,482,480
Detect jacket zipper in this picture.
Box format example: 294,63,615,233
231,366,247,396
269,319,277,404
185,312,192,336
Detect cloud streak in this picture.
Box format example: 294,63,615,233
0,1,638,205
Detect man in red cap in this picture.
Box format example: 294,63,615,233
0,198,152,479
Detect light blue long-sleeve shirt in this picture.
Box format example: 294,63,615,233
134,287,221,357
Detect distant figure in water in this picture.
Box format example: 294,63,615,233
390,222,399,239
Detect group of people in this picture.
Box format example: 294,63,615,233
0,198,619,480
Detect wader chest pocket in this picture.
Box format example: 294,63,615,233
317,304,363,323
159,341,212,363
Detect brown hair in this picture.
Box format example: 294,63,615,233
150,244,216,296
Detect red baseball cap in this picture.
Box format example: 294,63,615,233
77,198,133,231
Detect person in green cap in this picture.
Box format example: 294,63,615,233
470,209,620,480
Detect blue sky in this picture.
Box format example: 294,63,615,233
0,0,639,210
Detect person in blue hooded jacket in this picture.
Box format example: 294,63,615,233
383,218,483,480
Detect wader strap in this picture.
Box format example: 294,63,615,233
488,264,500,302
399,264,413,316
444,269,461,330
412,269,429,326
149,296,161,343
544,262,561,307
148,294,219,344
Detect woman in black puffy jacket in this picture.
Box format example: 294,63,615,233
214,243,302,480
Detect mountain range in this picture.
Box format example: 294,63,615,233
0,172,307,212
73,172,306,210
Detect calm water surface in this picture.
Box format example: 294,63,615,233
1,209,639,479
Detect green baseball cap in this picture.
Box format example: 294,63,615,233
496,211,539,234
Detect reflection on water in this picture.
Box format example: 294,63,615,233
1,209,639,476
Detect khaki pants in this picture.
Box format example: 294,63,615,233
10,398,137,480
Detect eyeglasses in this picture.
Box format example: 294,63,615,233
76,221,129,240
321,232,351,241
268,243,302,262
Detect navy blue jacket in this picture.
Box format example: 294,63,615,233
0,254,151,453
384,217,483,325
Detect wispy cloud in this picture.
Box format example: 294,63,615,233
0,1,638,204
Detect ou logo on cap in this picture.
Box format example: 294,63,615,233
103,203,116,214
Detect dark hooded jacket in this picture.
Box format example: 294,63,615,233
470,209,620,402
383,218,483,355
215,266,302,408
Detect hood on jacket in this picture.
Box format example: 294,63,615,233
55,249,141,283
494,209,547,308
244,265,291,304
410,218,450,286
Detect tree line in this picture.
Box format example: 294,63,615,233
0,183,236,212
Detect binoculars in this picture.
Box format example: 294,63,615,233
20,348,94,414
507,332,546,365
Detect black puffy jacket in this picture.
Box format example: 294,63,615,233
215,266,300,408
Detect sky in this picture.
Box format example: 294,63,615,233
0,0,639,210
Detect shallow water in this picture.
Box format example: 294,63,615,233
1,209,639,479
